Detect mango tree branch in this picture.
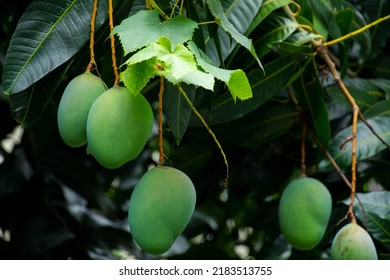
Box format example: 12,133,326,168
314,42,358,223
108,0,120,85
158,76,165,166
87,0,99,71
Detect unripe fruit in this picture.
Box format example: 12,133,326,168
331,223,378,260
86,86,153,169
128,166,196,255
57,71,107,147
278,177,332,250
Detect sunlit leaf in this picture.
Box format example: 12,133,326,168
120,59,159,96
112,9,198,55
189,55,300,126
188,41,252,101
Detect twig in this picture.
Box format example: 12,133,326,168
158,76,165,166
108,0,120,85
87,0,99,72
177,84,229,187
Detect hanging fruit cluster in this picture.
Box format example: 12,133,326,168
56,0,197,255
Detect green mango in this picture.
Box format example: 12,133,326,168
86,86,153,168
57,71,107,147
331,223,378,260
128,166,196,255
278,177,332,250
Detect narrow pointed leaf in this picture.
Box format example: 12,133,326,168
163,82,196,144
221,0,263,35
247,0,293,34
8,61,71,127
255,16,299,58
2,0,108,94
112,9,198,55
343,191,390,248
319,116,390,171
206,0,261,67
293,60,330,147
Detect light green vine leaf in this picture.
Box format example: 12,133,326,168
188,41,252,101
122,37,214,92
120,59,159,96
112,9,198,55
206,0,262,68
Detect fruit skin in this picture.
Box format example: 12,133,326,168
331,223,378,260
57,71,107,147
278,177,332,250
86,86,153,169
128,166,196,255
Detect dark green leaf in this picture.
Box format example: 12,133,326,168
206,0,261,67
343,191,390,249
255,16,299,58
319,116,390,171
247,0,293,35
163,82,195,144
293,59,330,146
8,61,71,127
222,104,299,148
2,0,108,94
221,0,263,35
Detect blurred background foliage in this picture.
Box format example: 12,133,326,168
1,0,390,259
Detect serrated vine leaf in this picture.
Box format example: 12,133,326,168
2,0,107,94
206,0,261,68
112,9,198,55
319,116,390,172
188,41,252,101
124,37,214,91
120,59,159,96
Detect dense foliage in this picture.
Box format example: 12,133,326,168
1,0,390,259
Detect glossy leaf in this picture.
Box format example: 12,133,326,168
163,82,196,144
112,9,198,55
319,116,390,172
206,0,261,67
2,0,108,94
255,16,299,58
343,191,390,248
247,0,293,35
221,0,263,35
293,59,330,147
9,62,71,127
222,104,299,148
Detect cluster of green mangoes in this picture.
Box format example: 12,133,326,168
57,73,196,255
278,177,377,259
57,71,153,168
128,166,196,255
